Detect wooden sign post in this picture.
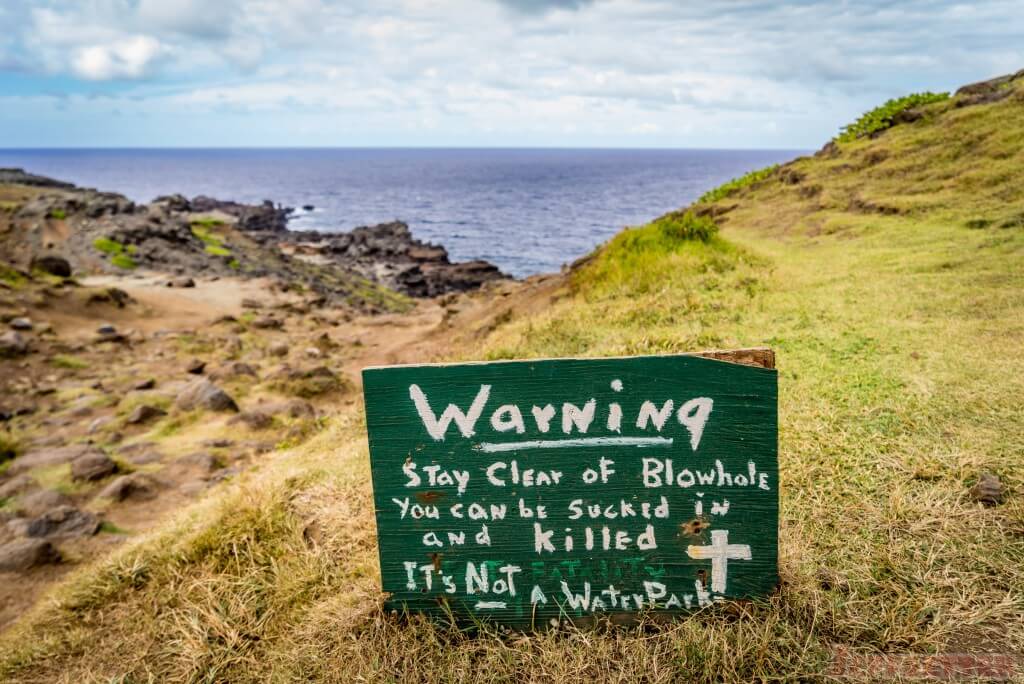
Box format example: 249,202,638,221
363,349,777,626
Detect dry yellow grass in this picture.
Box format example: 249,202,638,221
1,80,1022,682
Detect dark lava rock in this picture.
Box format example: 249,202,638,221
175,378,239,412
70,451,117,481
970,472,1005,506
9,317,32,331
167,276,195,288
30,255,73,278
96,323,117,336
0,168,76,189
0,330,28,358
23,505,101,539
185,358,207,374
955,69,1024,107
99,473,160,502
268,342,289,357
0,538,61,571
241,298,263,309
133,378,156,391
126,404,167,425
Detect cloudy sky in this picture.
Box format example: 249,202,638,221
0,0,1021,148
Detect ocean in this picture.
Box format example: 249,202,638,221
0,148,802,277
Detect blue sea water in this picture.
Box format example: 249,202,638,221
0,148,802,276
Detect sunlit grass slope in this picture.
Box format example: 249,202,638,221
1,78,1022,682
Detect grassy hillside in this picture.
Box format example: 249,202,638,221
1,77,1022,682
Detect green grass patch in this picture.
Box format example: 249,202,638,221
836,91,949,142
110,253,137,270
0,431,20,463
699,165,779,204
50,355,89,370
93,237,138,269
653,210,719,242
190,220,234,259
48,208,66,220
0,201,20,213
0,263,28,287
92,237,122,255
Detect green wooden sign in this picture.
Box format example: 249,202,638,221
363,350,778,626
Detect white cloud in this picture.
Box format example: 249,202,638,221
0,0,1021,146
71,36,164,80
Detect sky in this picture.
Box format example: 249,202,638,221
0,0,1021,149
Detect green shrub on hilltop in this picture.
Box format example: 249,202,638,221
699,165,778,204
654,210,719,242
836,91,949,142
48,208,67,220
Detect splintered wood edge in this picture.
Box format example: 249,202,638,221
690,347,775,370
363,348,775,372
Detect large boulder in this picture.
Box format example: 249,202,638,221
0,539,61,571
175,378,239,412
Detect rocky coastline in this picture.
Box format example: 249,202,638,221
0,168,506,303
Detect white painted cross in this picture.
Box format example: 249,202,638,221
686,529,751,593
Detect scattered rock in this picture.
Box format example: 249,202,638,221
285,399,315,418
970,472,1005,506
23,506,101,539
126,404,167,425
175,378,239,412
0,539,61,571
268,341,289,357
16,489,72,517
241,298,263,309
9,317,32,331
133,378,156,390
185,358,206,374
0,475,37,499
0,330,28,358
201,438,234,449
252,316,282,330
70,451,117,481
212,361,258,381
88,416,111,433
96,323,117,336
9,444,100,474
230,410,274,430
176,451,221,474
98,473,159,502
167,276,195,288
29,255,72,278
304,347,322,358
209,466,242,484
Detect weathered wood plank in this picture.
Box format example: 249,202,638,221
362,350,778,627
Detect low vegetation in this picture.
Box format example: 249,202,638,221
92,237,138,270
835,91,949,142
0,78,1022,682
698,165,778,204
190,219,234,257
